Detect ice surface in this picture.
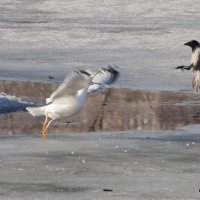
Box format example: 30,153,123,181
0,0,200,90
0,130,200,199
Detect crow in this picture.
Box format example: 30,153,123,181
176,40,200,92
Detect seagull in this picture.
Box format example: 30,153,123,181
87,65,120,93
26,69,96,139
176,40,200,92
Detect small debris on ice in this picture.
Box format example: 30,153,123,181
103,189,113,192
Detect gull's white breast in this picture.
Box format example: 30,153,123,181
46,89,88,119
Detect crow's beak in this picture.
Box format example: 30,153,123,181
184,41,190,46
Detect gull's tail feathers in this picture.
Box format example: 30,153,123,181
26,106,46,117
193,71,200,93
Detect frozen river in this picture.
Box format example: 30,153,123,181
1,0,200,90
1,0,200,199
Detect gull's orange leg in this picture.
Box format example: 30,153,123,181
42,119,53,139
42,127,47,140
42,113,49,140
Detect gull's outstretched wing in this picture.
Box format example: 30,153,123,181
88,65,120,93
46,70,91,104
92,65,120,86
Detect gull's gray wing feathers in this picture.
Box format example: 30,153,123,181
46,70,90,104
88,65,120,93
92,65,120,85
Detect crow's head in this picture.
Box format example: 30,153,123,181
184,40,200,51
